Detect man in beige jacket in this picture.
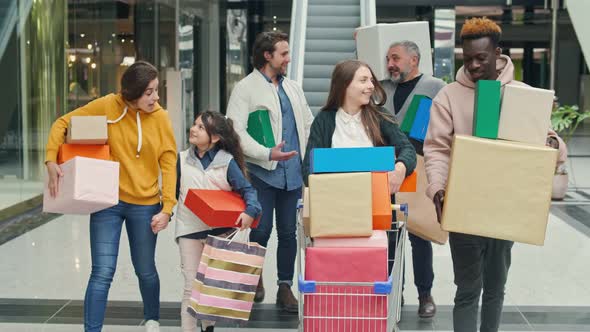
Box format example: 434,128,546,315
424,17,567,332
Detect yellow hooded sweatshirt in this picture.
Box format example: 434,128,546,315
45,93,178,214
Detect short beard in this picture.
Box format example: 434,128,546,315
390,70,407,84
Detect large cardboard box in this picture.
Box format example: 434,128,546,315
66,116,108,144
310,147,395,173
356,22,433,81
441,135,558,245
498,84,555,146
43,157,119,214
184,189,260,228
396,156,448,244
57,144,110,164
309,173,373,238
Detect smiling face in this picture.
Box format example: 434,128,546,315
386,45,418,83
188,115,219,152
342,65,375,110
264,40,290,77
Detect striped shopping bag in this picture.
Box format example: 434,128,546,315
188,231,266,324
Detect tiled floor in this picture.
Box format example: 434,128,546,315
1,206,590,331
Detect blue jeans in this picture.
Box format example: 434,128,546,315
249,175,301,285
84,201,161,332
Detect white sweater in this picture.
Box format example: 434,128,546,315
226,69,315,170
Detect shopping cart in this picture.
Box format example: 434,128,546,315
296,202,408,332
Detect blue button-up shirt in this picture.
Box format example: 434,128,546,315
248,73,303,191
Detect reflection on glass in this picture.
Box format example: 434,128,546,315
225,8,248,102
434,9,456,83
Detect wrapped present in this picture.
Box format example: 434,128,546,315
57,144,110,164
189,233,266,324
66,116,108,144
310,147,395,173
309,173,373,238
184,189,259,228
498,84,555,146
247,109,275,148
400,95,428,133
372,172,392,230
303,187,310,237
473,80,501,139
303,284,387,332
313,230,388,248
42,157,119,214
409,97,433,142
399,170,417,192
305,246,387,282
396,156,447,244
356,22,433,81
441,135,558,245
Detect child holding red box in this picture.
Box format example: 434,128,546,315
173,110,261,332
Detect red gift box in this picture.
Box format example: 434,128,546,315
57,144,110,164
184,189,259,228
305,247,387,282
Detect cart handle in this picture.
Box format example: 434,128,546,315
392,203,408,216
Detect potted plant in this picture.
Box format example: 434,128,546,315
550,104,590,200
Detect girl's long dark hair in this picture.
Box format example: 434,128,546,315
199,111,248,177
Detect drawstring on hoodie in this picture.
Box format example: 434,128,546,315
107,106,143,158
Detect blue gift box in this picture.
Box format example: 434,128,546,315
310,147,395,173
409,97,433,142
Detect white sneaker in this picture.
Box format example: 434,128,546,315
145,320,160,332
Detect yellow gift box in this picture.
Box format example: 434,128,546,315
309,172,373,238
441,135,557,245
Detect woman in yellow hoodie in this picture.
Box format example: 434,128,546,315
45,61,177,332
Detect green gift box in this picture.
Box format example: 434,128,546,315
400,95,428,133
473,80,501,139
247,110,275,148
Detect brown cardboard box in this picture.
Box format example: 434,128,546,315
66,116,108,144
396,156,448,244
309,173,373,238
441,135,557,245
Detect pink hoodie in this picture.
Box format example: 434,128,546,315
423,55,567,200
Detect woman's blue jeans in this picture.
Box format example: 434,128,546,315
84,201,161,332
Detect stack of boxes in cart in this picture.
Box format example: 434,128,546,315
43,116,119,214
442,82,558,245
302,147,415,331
